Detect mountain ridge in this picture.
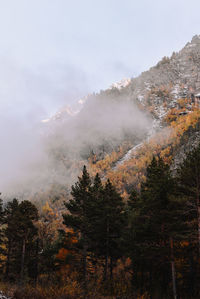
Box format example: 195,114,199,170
49,35,200,124
7,35,200,198
83,35,200,196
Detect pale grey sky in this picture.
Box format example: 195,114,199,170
0,0,200,118
1,0,200,194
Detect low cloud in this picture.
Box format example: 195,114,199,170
0,60,152,198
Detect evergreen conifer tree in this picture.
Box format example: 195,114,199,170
4,199,38,283
101,179,125,281
176,143,200,254
175,143,200,297
0,194,5,273
127,157,186,298
63,165,92,289
63,168,126,285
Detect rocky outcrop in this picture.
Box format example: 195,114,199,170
172,127,200,174
0,291,11,299
113,35,200,120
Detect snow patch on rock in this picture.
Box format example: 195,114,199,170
110,78,131,90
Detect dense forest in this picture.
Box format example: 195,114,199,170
1,142,200,298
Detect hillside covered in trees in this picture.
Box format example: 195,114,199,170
1,147,200,298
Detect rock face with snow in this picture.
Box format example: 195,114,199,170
109,78,131,90
48,35,200,126
42,105,76,123
44,35,200,172
42,95,90,124
122,35,200,120
96,35,200,166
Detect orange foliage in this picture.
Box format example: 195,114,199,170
57,248,69,261
89,107,200,196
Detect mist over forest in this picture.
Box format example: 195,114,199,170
0,89,152,196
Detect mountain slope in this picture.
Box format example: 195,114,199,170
25,35,200,200
85,35,200,195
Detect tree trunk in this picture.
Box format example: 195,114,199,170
110,256,113,281
140,264,144,295
197,196,200,256
195,164,200,255
34,238,39,286
104,217,109,281
189,247,195,297
131,262,136,290
170,237,177,299
104,255,108,281
149,265,153,299
5,239,11,280
20,238,26,285
82,236,87,295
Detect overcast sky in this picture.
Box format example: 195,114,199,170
0,0,200,119
1,0,200,194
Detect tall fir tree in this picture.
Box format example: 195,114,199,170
63,168,126,285
86,173,105,263
175,143,200,297
100,179,126,281
127,157,186,298
0,193,5,273
63,165,92,289
4,199,38,283
176,143,200,254
4,198,20,281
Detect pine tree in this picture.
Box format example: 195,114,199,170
63,165,92,289
18,200,38,284
175,144,200,297
126,188,144,291
142,157,182,297
4,199,38,283
100,179,126,281
4,198,20,281
86,173,105,269
176,143,200,254
127,157,186,298
63,168,126,285
0,194,5,273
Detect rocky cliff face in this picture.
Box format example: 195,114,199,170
122,35,200,118
42,35,200,194
47,35,200,125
